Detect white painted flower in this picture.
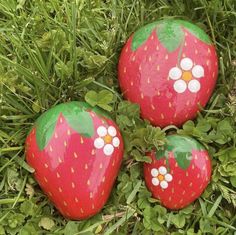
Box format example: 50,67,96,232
151,166,173,189
94,126,120,156
169,58,204,94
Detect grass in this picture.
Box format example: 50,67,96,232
0,0,236,234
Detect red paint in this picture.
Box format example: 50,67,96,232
118,22,218,127
144,146,211,209
25,109,124,220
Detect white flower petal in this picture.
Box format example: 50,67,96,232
152,178,159,186
112,137,120,147
192,65,204,78
169,67,182,80
165,174,173,182
94,138,105,149
103,144,114,156
180,58,193,70
188,79,201,93
160,181,168,189
108,126,117,137
173,80,187,93
97,126,107,137
151,168,159,177
159,166,167,175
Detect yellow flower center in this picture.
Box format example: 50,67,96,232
104,135,112,144
157,174,164,181
182,71,192,81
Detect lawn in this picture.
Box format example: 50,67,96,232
0,0,236,234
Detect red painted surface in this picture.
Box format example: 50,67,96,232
25,111,124,220
118,27,218,127
144,149,211,209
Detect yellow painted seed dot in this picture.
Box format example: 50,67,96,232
189,182,193,187
157,90,160,96
44,164,48,168
156,45,159,50
102,176,105,182
92,204,95,209
112,160,115,166
141,93,144,99
171,188,174,194
144,46,148,51
72,182,75,188
55,132,58,138
64,141,67,147
131,81,134,86
71,167,75,173
157,65,160,71
80,208,84,213
56,172,60,178
125,47,128,52
183,53,186,57
60,117,63,123
182,190,186,195
186,172,189,177
192,165,195,170
80,136,84,144
85,164,88,170
102,190,104,195
32,153,35,158
99,163,103,169
195,49,198,55
90,192,93,198
191,192,196,197
168,196,172,201
178,180,182,185
184,42,187,46
58,157,62,163
75,197,79,203
208,48,211,54
151,105,155,110
124,67,127,73
87,180,90,185
63,201,67,206
149,56,152,62
91,149,95,155
74,152,78,158
207,60,210,66
44,177,48,183
168,102,172,108
165,54,168,60
59,187,62,192
161,113,164,119
49,146,53,152
132,56,136,61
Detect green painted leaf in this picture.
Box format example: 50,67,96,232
174,151,192,170
155,149,166,160
177,20,212,44
157,21,185,52
131,21,158,51
62,103,94,138
36,106,61,151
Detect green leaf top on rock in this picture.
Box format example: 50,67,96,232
155,135,205,170
131,19,212,52
35,102,95,151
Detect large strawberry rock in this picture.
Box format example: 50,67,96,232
144,135,211,209
118,19,218,127
25,101,124,220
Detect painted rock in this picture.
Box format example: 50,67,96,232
25,101,124,220
144,135,211,209
118,19,218,127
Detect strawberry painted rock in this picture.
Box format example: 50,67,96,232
118,19,218,127
25,101,124,220
144,135,211,209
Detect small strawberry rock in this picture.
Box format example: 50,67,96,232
144,135,211,209
25,101,124,220
118,19,218,127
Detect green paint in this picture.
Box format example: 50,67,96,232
157,21,185,52
176,20,212,44
155,135,205,170
35,101,103,151
131,21,158,51
131,19,212,52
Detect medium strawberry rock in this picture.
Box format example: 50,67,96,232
25,101,124,220
144,135,211,210
118,19,218,127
